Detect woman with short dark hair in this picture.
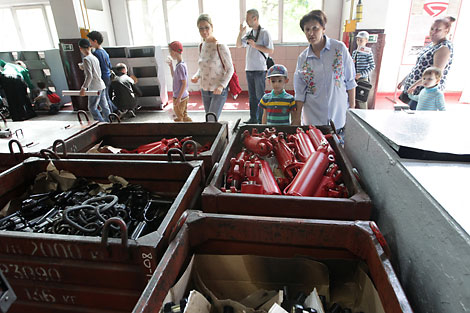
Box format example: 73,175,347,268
293,10,356,136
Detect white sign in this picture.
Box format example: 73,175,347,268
61,44,74,52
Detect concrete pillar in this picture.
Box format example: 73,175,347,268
49,0,87,110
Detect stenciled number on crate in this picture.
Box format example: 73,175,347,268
24,287,56,303
0,263,61,282
3,243,23,255
31,241,82,260
142,252,154,280
23,287,77,305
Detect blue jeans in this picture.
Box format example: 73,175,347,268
103,75,118,112
88,90,111,122
246,71,266,123
246,71,266,122
408,99,417,110
201,87,228,122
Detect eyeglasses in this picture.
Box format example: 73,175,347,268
198,26,210,32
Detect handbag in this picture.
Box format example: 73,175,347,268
260,52,274,69
202,43,239,92
356,79,372,102
353,53,371,102
247,28,274,69
398,91,411,104
46,90,61,104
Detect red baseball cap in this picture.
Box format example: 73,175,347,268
169,41,183,53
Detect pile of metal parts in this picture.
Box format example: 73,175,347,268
0,177,173,239
117,136,211,155
223,127,348,197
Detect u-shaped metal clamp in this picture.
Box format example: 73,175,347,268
77,110,90,124
205,112,218,122
108,113,121,124
101,217,128,248
8,139,24,161
206,162,218,186
52,139,68,157
167,148,186,162
39,149,60,160
182,140,198,157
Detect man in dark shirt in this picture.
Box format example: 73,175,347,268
109,63,141,118
87,31,119,113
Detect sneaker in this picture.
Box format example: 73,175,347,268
233,94,239,100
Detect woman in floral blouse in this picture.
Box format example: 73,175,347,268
191,14,234,121
293,10,356,133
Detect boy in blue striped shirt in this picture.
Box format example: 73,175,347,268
407,67,445,111
259,64,296,125
352,31,375,109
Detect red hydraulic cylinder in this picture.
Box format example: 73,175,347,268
307,126,336,159
288,128,315,162
241,158,281,195
144,138,180,154
271,134,300,180
227,149,251,188
242,129,273,156
313,164,346,198
284,145,331,197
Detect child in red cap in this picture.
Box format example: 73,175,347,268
167,41,192,122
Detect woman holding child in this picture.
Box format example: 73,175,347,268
292,10,356,135
191,14,234,121
397,16,455,110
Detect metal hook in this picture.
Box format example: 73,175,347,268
101,217,128,248
182,140,198,157
205,112,217,122
13,129,24,139
167,148,186,162
39,149,60,160
52,139,68,157
108,113,121,124
8,139,24,160
206,162,218,186
77,110,90,124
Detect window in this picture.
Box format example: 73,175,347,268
166,0,200,43
14,7,54,50
45,6,59,48
202,0,240,44
283,0,322,43
0,8,21,51
246,0,279,41
0,5,58,51
128,0,152,45
127,0,324,45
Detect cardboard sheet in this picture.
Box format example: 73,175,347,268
164,255,385,313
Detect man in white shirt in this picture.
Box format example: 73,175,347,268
78,38,111,122
237,9,274,124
